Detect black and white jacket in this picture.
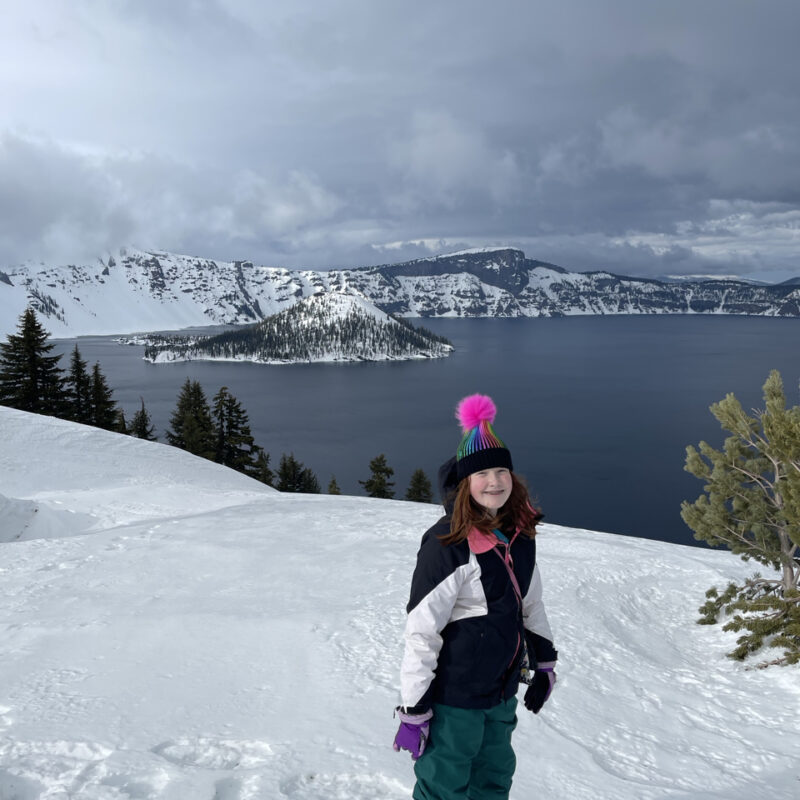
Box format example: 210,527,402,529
400,462,557,712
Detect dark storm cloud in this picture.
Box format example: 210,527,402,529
2,0,800,278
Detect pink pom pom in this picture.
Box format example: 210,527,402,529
456,394,497,431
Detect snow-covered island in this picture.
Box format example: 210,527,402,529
141,292,454,364
1,406,799,798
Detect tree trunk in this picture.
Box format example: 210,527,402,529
778,528,799,592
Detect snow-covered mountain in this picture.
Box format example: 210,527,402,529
1,406,799,799
4,246,800,337
142,292,453,364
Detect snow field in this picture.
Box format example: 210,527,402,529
0,407,799,799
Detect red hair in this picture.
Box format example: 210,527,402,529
439,472,540,545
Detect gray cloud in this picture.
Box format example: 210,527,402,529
2,0,800,279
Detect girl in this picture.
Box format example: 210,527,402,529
394,394,558,800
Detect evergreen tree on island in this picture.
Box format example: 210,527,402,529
682,370,800,666
0,307,65,416
130,398,157,440
166,379,215,460
212,386,260,474
405,468,433,503
360,454,395,499
63,345,92,424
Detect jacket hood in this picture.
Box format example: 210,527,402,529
438,456,460,513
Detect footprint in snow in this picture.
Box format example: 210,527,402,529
0,768,42,800
278,771,410,799
152,738,273,769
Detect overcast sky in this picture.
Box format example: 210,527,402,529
2,1,799,280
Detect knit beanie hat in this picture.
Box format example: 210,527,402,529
455,394,513,481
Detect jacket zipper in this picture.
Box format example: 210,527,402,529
495,537,524,682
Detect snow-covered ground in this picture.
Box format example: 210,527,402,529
0,407,798,799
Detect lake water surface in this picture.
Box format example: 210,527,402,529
54,316,800,546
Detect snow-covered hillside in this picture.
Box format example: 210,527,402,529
4,246,800,337
0,407,799,799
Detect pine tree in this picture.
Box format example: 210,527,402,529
277,453,303,492
63,345,92,424
166,379,215,459
328,475,341,495
182,412,215,458
89,362,119,430
405,468,434,503
211,386,259,474
681,370,800,666
277,453,320,493
359,453,395,498
114,408,128,434
253,448,274,486
299,466,321,494
0,307,65,415
130,397,157,440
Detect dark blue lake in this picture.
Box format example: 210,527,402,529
54,316,800,547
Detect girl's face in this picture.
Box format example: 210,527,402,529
468,467,512,513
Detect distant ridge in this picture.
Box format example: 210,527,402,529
4,245,800,337
659,273,771,286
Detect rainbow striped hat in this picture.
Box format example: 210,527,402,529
455,394,513,481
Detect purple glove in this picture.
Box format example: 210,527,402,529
393,709,433,760
523,661,556,714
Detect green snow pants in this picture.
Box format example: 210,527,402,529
412,697,518,800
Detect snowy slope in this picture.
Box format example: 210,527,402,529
0,408,799,799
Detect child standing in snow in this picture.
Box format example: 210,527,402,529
394,394,558,800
